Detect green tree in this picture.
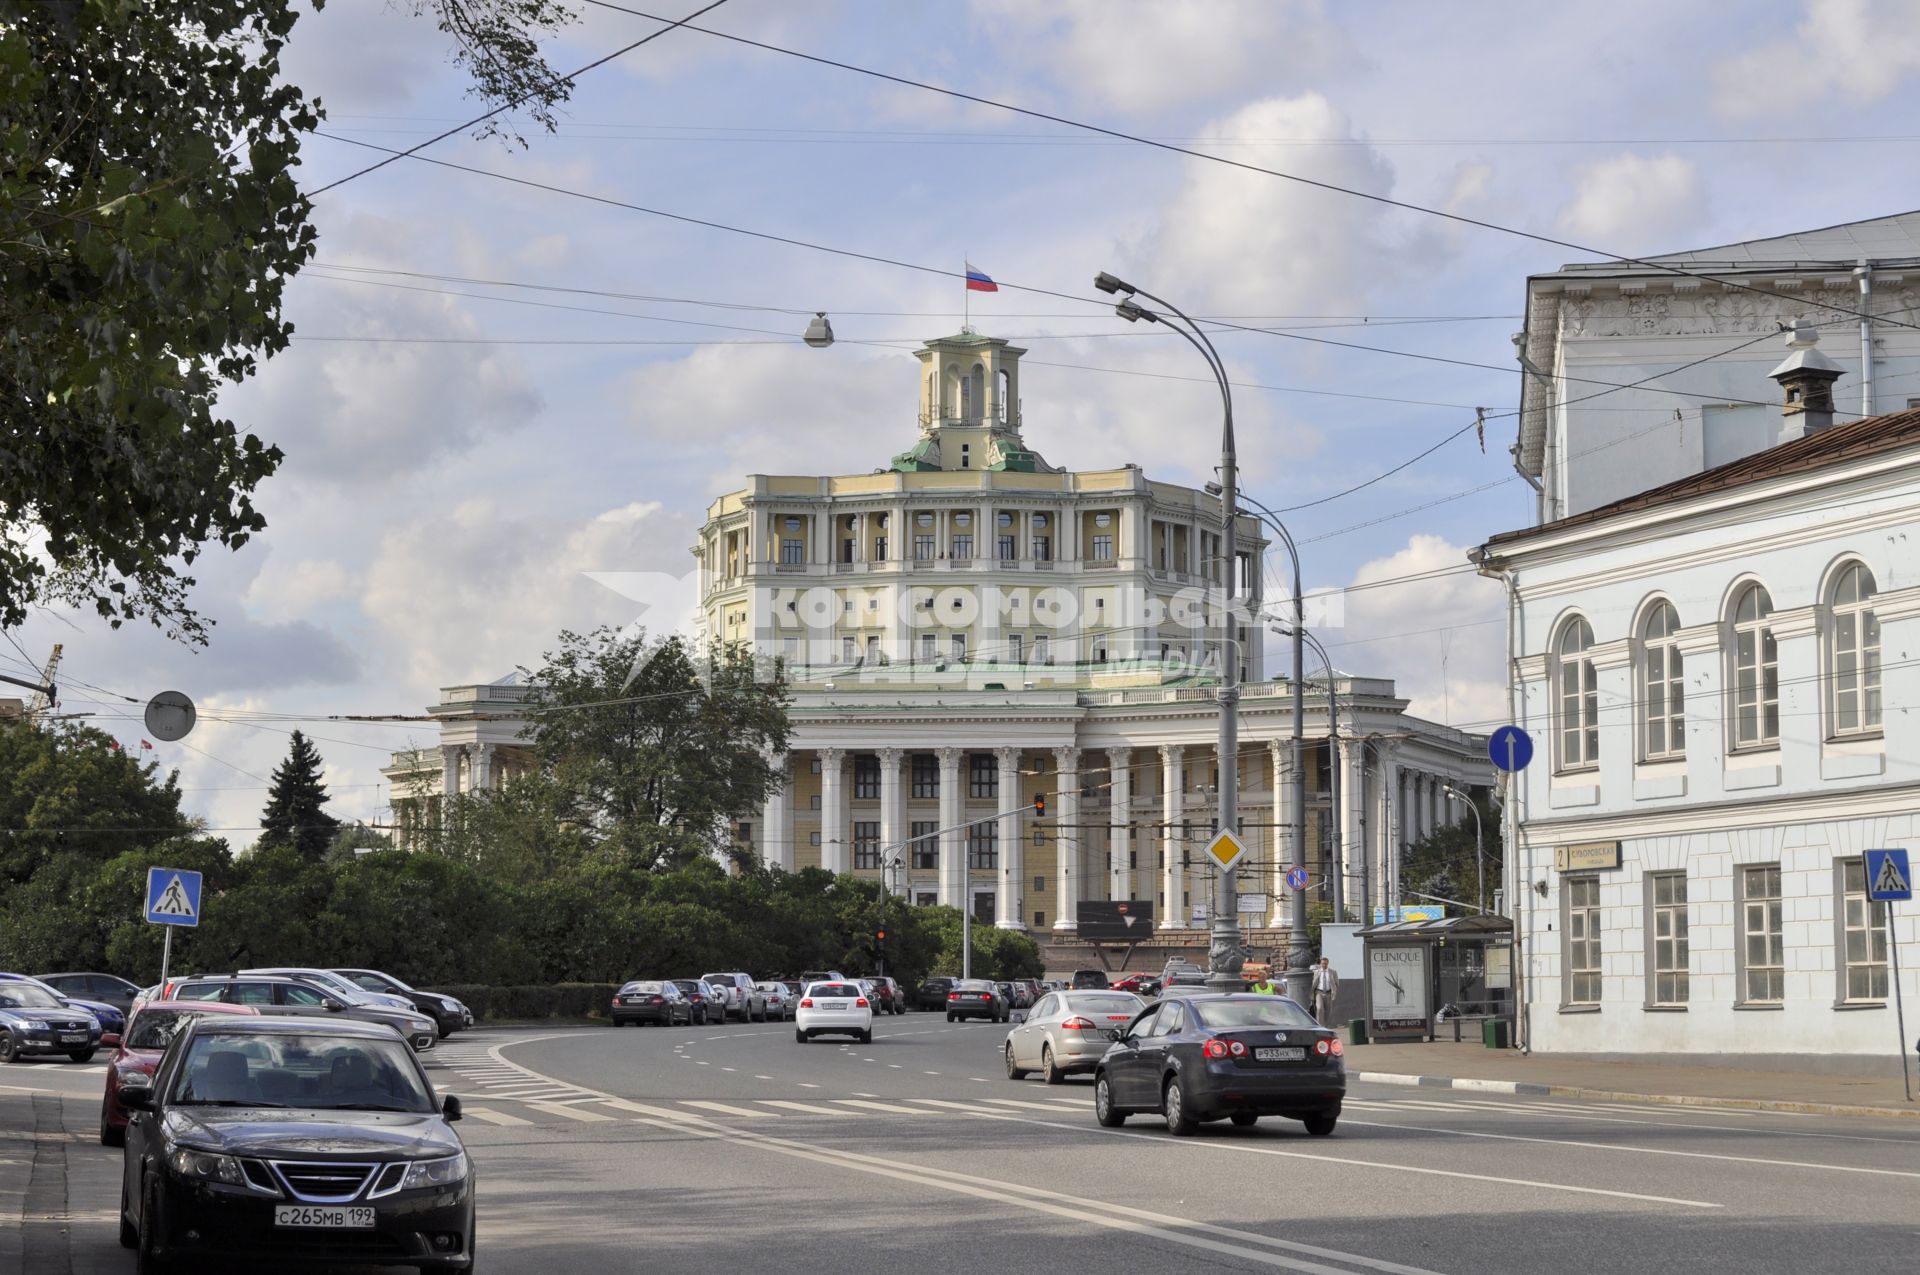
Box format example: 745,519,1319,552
259,730,340,859
524,629,791,870
0,720,190,885
1400,797,1503,913
0,0,582,638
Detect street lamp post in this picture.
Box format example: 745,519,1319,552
1099,270,1243,995
1444,786,1487,914
1271,621,1344,925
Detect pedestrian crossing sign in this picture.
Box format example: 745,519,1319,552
1204,830,1248,871
1865,850,1911,902
146,867,202,927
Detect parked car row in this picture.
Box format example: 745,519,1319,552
610,972,910,1027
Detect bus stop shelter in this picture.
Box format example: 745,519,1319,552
1356,914,1514,1044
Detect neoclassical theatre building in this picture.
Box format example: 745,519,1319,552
387,332,1490,932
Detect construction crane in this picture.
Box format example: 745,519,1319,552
0,642,59,719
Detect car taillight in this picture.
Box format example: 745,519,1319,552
1202,1039,1229,1059
856,998,868,1007
1059,1016,1095,1030
1313,1037,1332,1057
649,996,663,1004
949,992,960,1000
1227,1040,1248,1058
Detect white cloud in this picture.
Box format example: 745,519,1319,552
1332,535,1505,728
1713,0,1920,118
1555,152,1705,253
1134,94,1400,316
243,559,357,625
968,0,1336,113
361,498,696,692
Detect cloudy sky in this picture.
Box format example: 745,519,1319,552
11,0,1920,843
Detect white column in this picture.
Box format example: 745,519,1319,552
762,753,793,871
995,746,1023,929
877,747,903,892
819,748,848,874
1109,747,1132,901
1053,747,1080,930
440,746,462,799
1339,738,1365,915
1269,740,1292,928
1160,744,1184,929
1433,774,1448,832
471,744,494,791
937,746,963,907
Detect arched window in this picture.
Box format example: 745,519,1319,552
998,368,1011,421
1829,563,1881,735
969,364,985,419
1730,584,1779,747
1556,618,1598,771
1640,602,1684,759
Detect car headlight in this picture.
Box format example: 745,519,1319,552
23,1023,50,1035
169,1146,247,1185
400,1153,468,1191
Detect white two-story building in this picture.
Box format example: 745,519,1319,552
1475,323,1919,1070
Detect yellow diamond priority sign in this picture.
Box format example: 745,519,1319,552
1204,829,1249,871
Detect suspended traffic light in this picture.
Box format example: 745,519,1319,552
1032,794,1047,818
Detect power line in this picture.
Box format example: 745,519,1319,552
307,0,732,196
580,1,1919,334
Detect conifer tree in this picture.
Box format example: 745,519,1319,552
260,730,340,859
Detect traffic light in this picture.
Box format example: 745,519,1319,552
1032,794,1047,818
874,927,887,946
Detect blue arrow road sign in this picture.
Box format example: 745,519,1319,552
146,867,202,927
1487,725,1534,773
1865,849,1912,902
1286,866,1309,892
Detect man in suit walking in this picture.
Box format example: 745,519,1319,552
1311,957,1339,1025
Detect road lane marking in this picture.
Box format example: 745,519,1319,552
680,1101,775,1118
460,1107,532,1127
524,1101,615,1123
757,1101,841,1115
832,1099,927,1115
1338,1117,1920,1180
597,1099,704,1122
797,1082,821,1089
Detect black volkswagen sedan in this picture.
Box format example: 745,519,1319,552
1093,994,1344,1136
119,1016,474,1271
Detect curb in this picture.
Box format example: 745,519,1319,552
1348,1069,1920,1121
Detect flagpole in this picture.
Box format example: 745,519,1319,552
964,258,970,332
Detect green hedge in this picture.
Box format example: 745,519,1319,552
428,983,622,1023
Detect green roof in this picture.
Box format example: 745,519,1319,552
889,438,942,472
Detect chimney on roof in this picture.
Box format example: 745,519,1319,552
1768,317,1845,443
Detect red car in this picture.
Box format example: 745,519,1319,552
1109,974,1152,994
99,999,257,1146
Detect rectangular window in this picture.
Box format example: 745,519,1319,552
866,634,881,664
809,832,821,847
841,637,856,663
853,821,881,870
874,536,887,561
919,632,936,662
1740,865,1784,1004
1564,876,1601,1005
967,823,998,870
1033,875,1045,893
910,754,939,799
1648,873,1688,1006
952,534,973,559
952,633,968,661
1034,911,1045,928
1031,535,1051,562
968,753,998,799
914,534,935,561
1034,635,1051,665
1091,534,1114,561
1840,859,1890,1002
852,755,880,800
780,538,804,564
809,794,821,811
910,820,939,870
997,535,1016,560
1008,634,1024,664
736,822,753,845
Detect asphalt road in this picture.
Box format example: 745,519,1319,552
10,1015,1920,1273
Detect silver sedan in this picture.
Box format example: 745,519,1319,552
1003,989,1145,1084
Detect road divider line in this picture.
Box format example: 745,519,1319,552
757,1101,841,1115
680,1101,776,1119
460,1107,532,1127
524,1101,615,1123
832,1099,928,1115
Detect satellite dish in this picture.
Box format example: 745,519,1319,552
143,691,196,742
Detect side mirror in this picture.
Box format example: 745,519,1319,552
322,998,345,1012
102,1032,122,1049
120,1085,154,1112
1103,1028,1126,1043
440,1094,463,1122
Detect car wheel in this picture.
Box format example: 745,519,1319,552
946,1013,955,1023
1303,1112,1338,1137
68,1048,96,1064
119,1182,137,1249
1094,1073,1126,1128
1005,1045,1028,1080
138,1174,171,1274
795,1029,807,1044
1163,1076,1199,1137
1229,1112,1258,1128
100,1108,123,1147
0,1033,18,1064
1041,1046,1063,1085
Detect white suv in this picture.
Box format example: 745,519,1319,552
701,972,768,1023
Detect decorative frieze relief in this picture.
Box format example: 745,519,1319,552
1559,286,1917,339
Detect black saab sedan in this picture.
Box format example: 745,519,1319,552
1093,994,1344,1137
119,1016,474,1272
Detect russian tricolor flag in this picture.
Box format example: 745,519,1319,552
964,262,998,293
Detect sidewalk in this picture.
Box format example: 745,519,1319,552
1343,1040,1920,1120
0,1090,125,1274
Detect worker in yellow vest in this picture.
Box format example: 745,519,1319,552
1249,976,1277,995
